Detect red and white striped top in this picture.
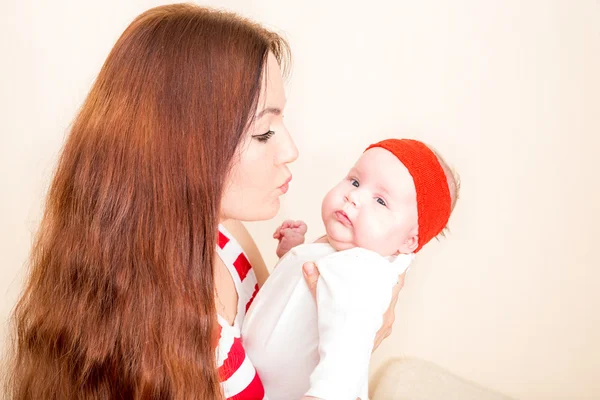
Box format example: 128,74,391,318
215,224,266,400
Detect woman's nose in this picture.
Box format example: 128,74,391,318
277,129,298,165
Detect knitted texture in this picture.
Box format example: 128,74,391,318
365,139,451,252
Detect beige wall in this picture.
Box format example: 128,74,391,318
1,1,598,399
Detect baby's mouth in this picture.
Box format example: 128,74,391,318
334,210,353,227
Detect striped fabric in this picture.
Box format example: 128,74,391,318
216,225,266,400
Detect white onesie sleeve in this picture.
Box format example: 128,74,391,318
305,248,413,400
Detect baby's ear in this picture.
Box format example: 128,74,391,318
398,234,418,254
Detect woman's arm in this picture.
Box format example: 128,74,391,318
222,219,270,287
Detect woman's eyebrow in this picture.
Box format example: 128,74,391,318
256,107,282,119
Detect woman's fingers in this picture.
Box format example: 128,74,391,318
395,271,406,293
373,302,396,351
302,262,320,300
372,272,407,352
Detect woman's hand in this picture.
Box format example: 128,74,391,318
302,262,406,352
372,273,405,351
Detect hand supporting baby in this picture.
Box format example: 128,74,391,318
273,220,308,258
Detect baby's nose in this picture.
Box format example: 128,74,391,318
347,190,361,207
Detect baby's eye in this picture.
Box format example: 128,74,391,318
376,198,387,206
351,179,359,187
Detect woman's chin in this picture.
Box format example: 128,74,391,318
248,198,280,221
222,197,279,222
263,203,280,220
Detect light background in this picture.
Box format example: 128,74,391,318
1,1,599,398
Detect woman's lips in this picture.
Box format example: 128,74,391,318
279,175,292,194
334,210,353,227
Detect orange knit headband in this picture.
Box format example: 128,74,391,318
365,139,451,253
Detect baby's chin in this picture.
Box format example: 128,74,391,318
323,223,356,251
328,238,401,257
323,221,400,256
326,238,356,252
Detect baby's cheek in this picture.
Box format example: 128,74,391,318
358,218,394,251
321,190,336,214
355,218,380,246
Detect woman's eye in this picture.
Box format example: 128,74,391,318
252,130,275,143
376,198,387,206
351,179,359,187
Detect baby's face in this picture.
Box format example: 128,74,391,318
321,147,419,256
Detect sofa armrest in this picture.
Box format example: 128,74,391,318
371,358,515,400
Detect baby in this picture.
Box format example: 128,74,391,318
242,139,459,400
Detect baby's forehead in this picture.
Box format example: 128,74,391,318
353,149,417,197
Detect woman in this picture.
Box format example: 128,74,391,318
6,4,403,399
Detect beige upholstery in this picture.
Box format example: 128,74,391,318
371,358,515,400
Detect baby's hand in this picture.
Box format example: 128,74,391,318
273,220,307,258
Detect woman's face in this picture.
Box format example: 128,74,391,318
221,52,298,222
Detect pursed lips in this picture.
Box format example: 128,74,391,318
278,175,292,194
334,210,353,227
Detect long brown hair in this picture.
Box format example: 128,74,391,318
5,4,289,399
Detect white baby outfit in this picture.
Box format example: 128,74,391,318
241,243,413,400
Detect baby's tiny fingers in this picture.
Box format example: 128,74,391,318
297,222,308,234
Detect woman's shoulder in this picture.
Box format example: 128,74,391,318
221,220,269,287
